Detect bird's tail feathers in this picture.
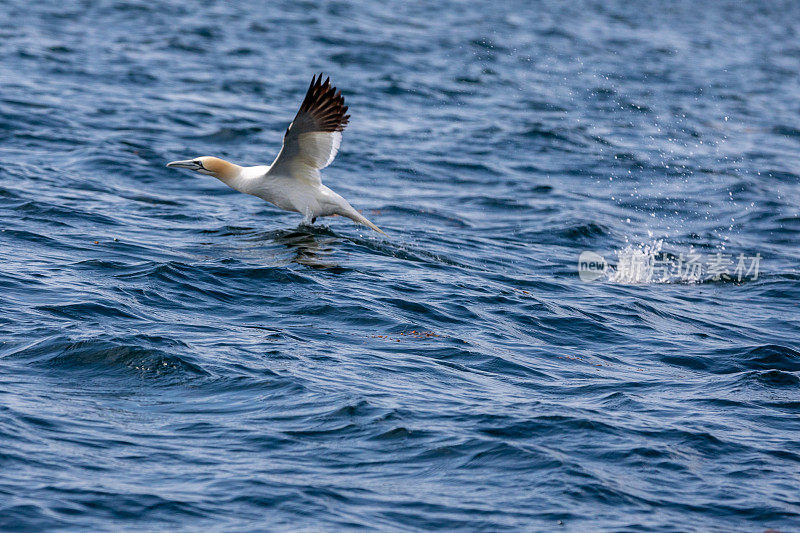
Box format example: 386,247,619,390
343,209,386,236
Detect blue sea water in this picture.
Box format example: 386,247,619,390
1,0,799,530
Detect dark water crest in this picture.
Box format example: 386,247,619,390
1,0,799,531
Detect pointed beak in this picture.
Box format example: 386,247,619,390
166,159,202,170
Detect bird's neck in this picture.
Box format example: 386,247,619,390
213,163,246,189
216,164,268,195
210,161,242,180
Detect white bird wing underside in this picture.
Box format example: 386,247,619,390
268,74,350,186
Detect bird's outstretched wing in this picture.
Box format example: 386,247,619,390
268,74,350,185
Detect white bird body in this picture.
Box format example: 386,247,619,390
167,74,384,234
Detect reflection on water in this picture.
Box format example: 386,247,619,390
236,225,340,269
270,228,340,269
199,224,343,268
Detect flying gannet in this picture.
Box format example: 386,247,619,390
167,74,384,234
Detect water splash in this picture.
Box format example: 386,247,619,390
606,240,668,284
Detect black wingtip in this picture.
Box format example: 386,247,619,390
296,73,349,132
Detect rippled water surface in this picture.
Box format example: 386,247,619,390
1,1,799,530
